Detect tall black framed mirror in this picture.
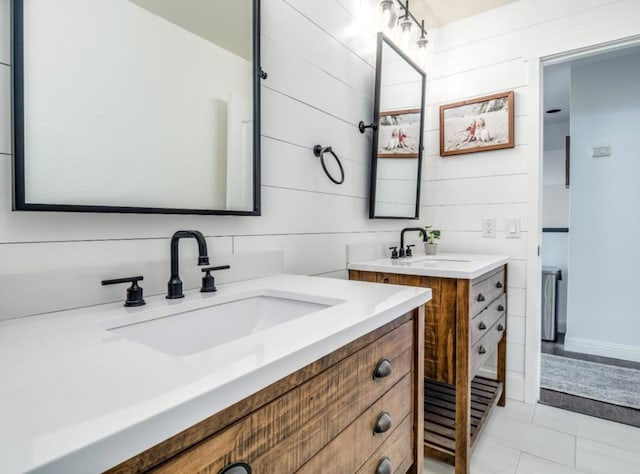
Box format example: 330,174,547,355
369,33,426,219
12,0,261,215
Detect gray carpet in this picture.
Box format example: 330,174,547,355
541,353,640,410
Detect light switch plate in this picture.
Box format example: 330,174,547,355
505,218,521,238
593,146,612,158
482,218,496,238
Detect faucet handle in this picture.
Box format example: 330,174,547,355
201,265,231,293
102,276,145,307
406,244,415,257
388,247,399,259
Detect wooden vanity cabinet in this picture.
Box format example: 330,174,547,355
350,266,507,474
105,308,424,474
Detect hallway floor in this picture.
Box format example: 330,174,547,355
424,400,640,473
540,333,640,427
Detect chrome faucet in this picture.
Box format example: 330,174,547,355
399,227,427,258
167,230,210,299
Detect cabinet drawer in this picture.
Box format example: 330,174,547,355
470,294,507,347
470,268,505,317
470,314,506,379
356,414,413,474
152,321,414,474
298,374,413,473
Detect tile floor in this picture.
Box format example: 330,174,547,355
423,400,640,473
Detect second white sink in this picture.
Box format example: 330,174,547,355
105,291,343,356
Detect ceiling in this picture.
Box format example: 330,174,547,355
410,0,519,28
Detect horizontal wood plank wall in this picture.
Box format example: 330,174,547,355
3,0,640,402
0,0,421,321
421,0,640,402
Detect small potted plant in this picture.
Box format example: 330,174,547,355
421,226,441,255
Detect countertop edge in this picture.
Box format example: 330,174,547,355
25,280,432,474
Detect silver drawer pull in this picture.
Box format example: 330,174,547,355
478,321,487,330
376,457,392,474
477,293,485,302
496,281,503,289
374,411,392,434
373,358,392,379
497,304,505,312
497,324,505,332
478,345,487,355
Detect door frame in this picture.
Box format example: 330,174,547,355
525,35,640,404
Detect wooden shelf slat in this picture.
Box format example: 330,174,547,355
424,376,503,465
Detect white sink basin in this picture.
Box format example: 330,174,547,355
104,290,343,356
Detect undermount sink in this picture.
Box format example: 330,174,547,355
104,290,344,356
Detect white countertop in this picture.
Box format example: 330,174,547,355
349,253,510,280
0,274,431,474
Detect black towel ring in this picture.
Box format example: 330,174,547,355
313,145,345,185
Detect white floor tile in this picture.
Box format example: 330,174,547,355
533,403,640,454
492,399,536,424
576,438,640,474
483,410,575,467
517,453,587,474
423,457,453,474
423,402,639,473
471,437,520,474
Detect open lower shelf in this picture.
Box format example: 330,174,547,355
423,376,503,465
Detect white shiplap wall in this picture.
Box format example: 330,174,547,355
0,0,417,321
421,0,640,402
3,0,640,403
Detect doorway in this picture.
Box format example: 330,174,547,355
539,44,640,426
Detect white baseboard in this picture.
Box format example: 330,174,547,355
564,337,640,363
476,367,525,402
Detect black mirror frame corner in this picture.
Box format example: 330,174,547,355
10,0,262,216
368,32,426,220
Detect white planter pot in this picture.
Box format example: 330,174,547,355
424,243,438,255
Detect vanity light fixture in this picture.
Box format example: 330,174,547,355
417,20,428,49
380,0,395,28
379,0,429,51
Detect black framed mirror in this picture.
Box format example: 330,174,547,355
12,0,261,215
369,33,425,219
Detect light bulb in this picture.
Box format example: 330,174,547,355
380,0,394,29
401,17,412,49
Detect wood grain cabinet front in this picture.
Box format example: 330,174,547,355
106,309,424,474
350,264,508,474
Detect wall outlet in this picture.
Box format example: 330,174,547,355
505,217,521,238
482,218,496,238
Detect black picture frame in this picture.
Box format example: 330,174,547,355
369,33,426,220
11,0,262,216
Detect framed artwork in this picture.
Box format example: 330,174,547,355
377,108,421,158
439,90,514,157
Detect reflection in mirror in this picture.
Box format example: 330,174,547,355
369,33,425,219
13,0,260,215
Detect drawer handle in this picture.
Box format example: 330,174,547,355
477,293,485,302
219,462,252,474
497,324,505,332
374,411,392,434
498,304,505,312
478,345,487,355
373,358,392,379
376,457,392,474
496,281,503,289
382,277,389,283
478,321,487,330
